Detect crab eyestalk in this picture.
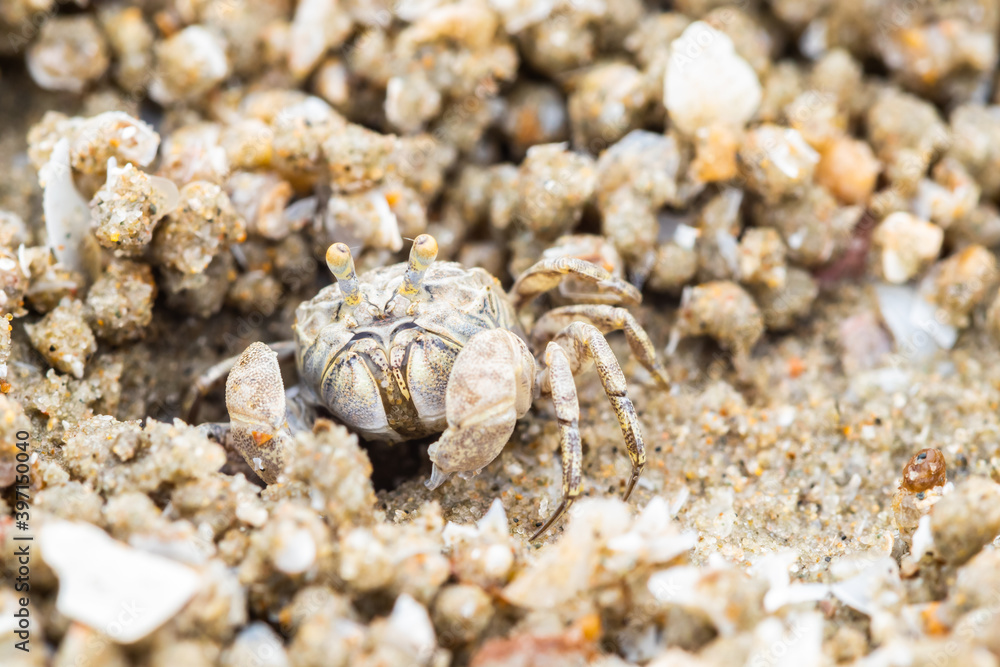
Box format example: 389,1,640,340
397,234,438,296
326,243,363,306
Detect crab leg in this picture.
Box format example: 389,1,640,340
509,257,641,310
533,322,646,538
529,305,670,390
530,342,583,540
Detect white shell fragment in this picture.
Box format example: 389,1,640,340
40,138,89,273
40,520,201,644
874,282,957,360
665,22,762,135
385,593,436,660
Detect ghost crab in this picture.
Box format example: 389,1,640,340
197,234,669,539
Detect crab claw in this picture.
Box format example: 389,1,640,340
226,342,293,484
424,462,452,490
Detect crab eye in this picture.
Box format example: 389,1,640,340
326,243,362,306
396,234,438,297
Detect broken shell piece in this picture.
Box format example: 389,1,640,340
874,282,957,360
41,138,89,274
40,520,201,644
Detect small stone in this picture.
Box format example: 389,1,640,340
756,184,861,268
384,593,437,660
738,124,819,203
433,584,495,646
837,312,892,375
98,5,154,93
596,130,684,210
27,16,109,93
501,81,569,157
913,158,980,230
931,476,1000,565
85,260,157,345
691,123,741,183
815,136,881,205
892,449,947,545
288,0,353,79
737,228,787,289
159,122,230,185
665,21,762,135
226,271,282,316
922,245,998,328
70,111,161,174
321,189,402,253
648,241,699,294
872,212,944,284
90,159,179,255
151,26,230,105
25,298,96,379
152,181,246,275
279,420,377,528
0,210,30,248
948,103,1000,200
751,267,818,332
514,143,597,239
53,624,128,667
226,171,294,240
568,62,649,150
669,281,764,360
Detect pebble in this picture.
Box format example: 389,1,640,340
26,16,108,93
90,158,178,256
669,281,764,360
85,260,157,344
568,62,649,150
514,143,596,240
25,298,96,379
931,477,1000,566
433,584,495,646
738,124,819,203
665,21,762,135
872,212,944,284
150,25,230,105
921,244,998,328
814,135,881,205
